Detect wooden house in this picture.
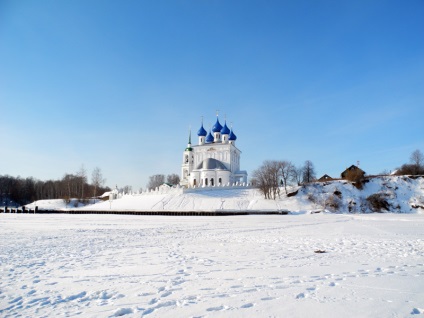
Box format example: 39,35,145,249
318,174,333,182
341,165,365,179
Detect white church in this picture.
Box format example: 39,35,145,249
180,115,248,188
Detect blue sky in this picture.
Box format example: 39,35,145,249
1,0,423,190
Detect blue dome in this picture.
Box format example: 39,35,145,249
229,129,237,141
211,117,223,133
205,130,214,143
197,124,207,136
221,121,230,134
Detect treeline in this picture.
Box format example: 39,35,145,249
147,174,180,190
0,166,110,206
252,160,316,200
394,150,424,175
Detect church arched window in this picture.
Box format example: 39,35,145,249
211,178,214,186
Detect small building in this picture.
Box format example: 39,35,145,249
100,186,119,200
318,174,333,182
341,165,365,179
159,183,174,190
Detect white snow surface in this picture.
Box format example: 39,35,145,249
1,213,423,317
25,175,424,213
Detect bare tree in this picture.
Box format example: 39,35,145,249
396,163,424,175
302,160,316,184
62,174,73,200
121,185,132,194
291,165,303,185
147,174,165,190
396,149,424,176
77,164,87,200
91,167,106,198
166,174,180,185
280,160,295,194
410,149,424,172
252,160,282,200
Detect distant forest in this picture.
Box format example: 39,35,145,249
0,167,110,206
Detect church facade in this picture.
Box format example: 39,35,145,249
180,116,248,188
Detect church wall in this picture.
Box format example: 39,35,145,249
192,143,241,173
189,170,231,187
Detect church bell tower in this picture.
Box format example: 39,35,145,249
181,130,194,187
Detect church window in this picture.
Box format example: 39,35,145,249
211,178,214,186
205,178,208,186
219,177,222,185
193,179,196,186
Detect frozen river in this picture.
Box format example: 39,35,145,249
1,213,423,317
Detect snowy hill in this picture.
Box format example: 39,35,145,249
26,176,424,213
297,175,424,213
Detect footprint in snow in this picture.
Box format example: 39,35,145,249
207,305,226,311
113,307,133,316
143,307,155,315
296,293,307,299
9,296,23,304
149,298,158,305
161,291,172,298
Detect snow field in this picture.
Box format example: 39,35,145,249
1,213,423,317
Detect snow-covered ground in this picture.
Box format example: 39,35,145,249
1,213,423,317
24,175,424,213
